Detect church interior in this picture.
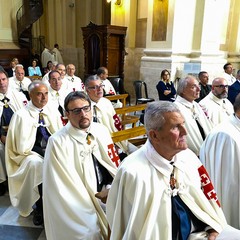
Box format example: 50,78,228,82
1,0,240,239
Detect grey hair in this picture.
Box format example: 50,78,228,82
28,81,47,93
144,101,181,134
176,75,195,96
85,75,101,87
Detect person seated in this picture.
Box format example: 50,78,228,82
107,101,240,240
228,69,240,104
223,62,236,86
0,70,28,196
156,69,176,102
174,75,213,156
195,71,212,102
5,81,63,225
28,59,42,77
48,70,69,124
97,66,122,108
66,63,85,91
85,75,137,161
6,60,16,78
43,60,53,75
199,77,233,126
43,91,119,240
8,65,32,100
42,61,58,84
200,93,240,229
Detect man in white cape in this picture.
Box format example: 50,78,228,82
5,81,63,225
106,101,240,240
43,91,120,240
200,93,240,229
0,70,28,195
97,67,122,108
85,75,137,159
174,75,213,156
199,77,233,126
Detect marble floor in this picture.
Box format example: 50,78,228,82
0,191,46,240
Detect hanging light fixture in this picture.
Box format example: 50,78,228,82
106,0,122,5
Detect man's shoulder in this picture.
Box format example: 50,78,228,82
48,126,67,142
98,97,114,107
230,80,240,89
91,122,110,135
13,106,29,118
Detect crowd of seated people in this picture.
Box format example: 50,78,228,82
1,56,240,240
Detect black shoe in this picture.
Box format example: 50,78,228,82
0,182,6,196
33,208,44,226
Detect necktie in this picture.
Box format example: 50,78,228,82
170,164,191,240
19,81,23,91
38,110,49,141
0,97,14,136
192,105,205,140
71,77,74,82
93,105,98,122
86,133,103,191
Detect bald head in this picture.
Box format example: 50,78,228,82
211,77,228,99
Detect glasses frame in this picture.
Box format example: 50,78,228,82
67,105,91,115
214,85,228,89
87,84,105,90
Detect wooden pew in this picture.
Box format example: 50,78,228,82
111,125,146,144
115,104,147,128
105,93,128,107
105,94,138,128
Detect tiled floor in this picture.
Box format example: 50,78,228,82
0,192,46,240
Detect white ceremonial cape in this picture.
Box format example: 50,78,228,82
8,76,31,92
66,74,85,92
199,92,233,126
52,47,64,64
43,122,120,240
0,90,28,183
175,96,213,156
41,48,54,68
106,140,227,240
200,114,240,229
92,97,129,153
102,79,122,108
5,101,63,216
223,72,236,86
103,79,116,95
48,86,68,112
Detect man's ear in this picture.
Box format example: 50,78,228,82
148,129,158,142
65,110,70,118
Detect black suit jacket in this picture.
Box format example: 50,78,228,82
228,80,240,104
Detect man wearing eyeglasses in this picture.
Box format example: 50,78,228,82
43,91,119,240
85,75,137,160
199,77,234,126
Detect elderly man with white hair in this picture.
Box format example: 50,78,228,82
107,101,240,240
174,75,213,156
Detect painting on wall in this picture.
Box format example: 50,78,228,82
152,0,168,41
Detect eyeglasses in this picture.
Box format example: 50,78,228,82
67,105,91,115
214,85,228,89
87,84,105,90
